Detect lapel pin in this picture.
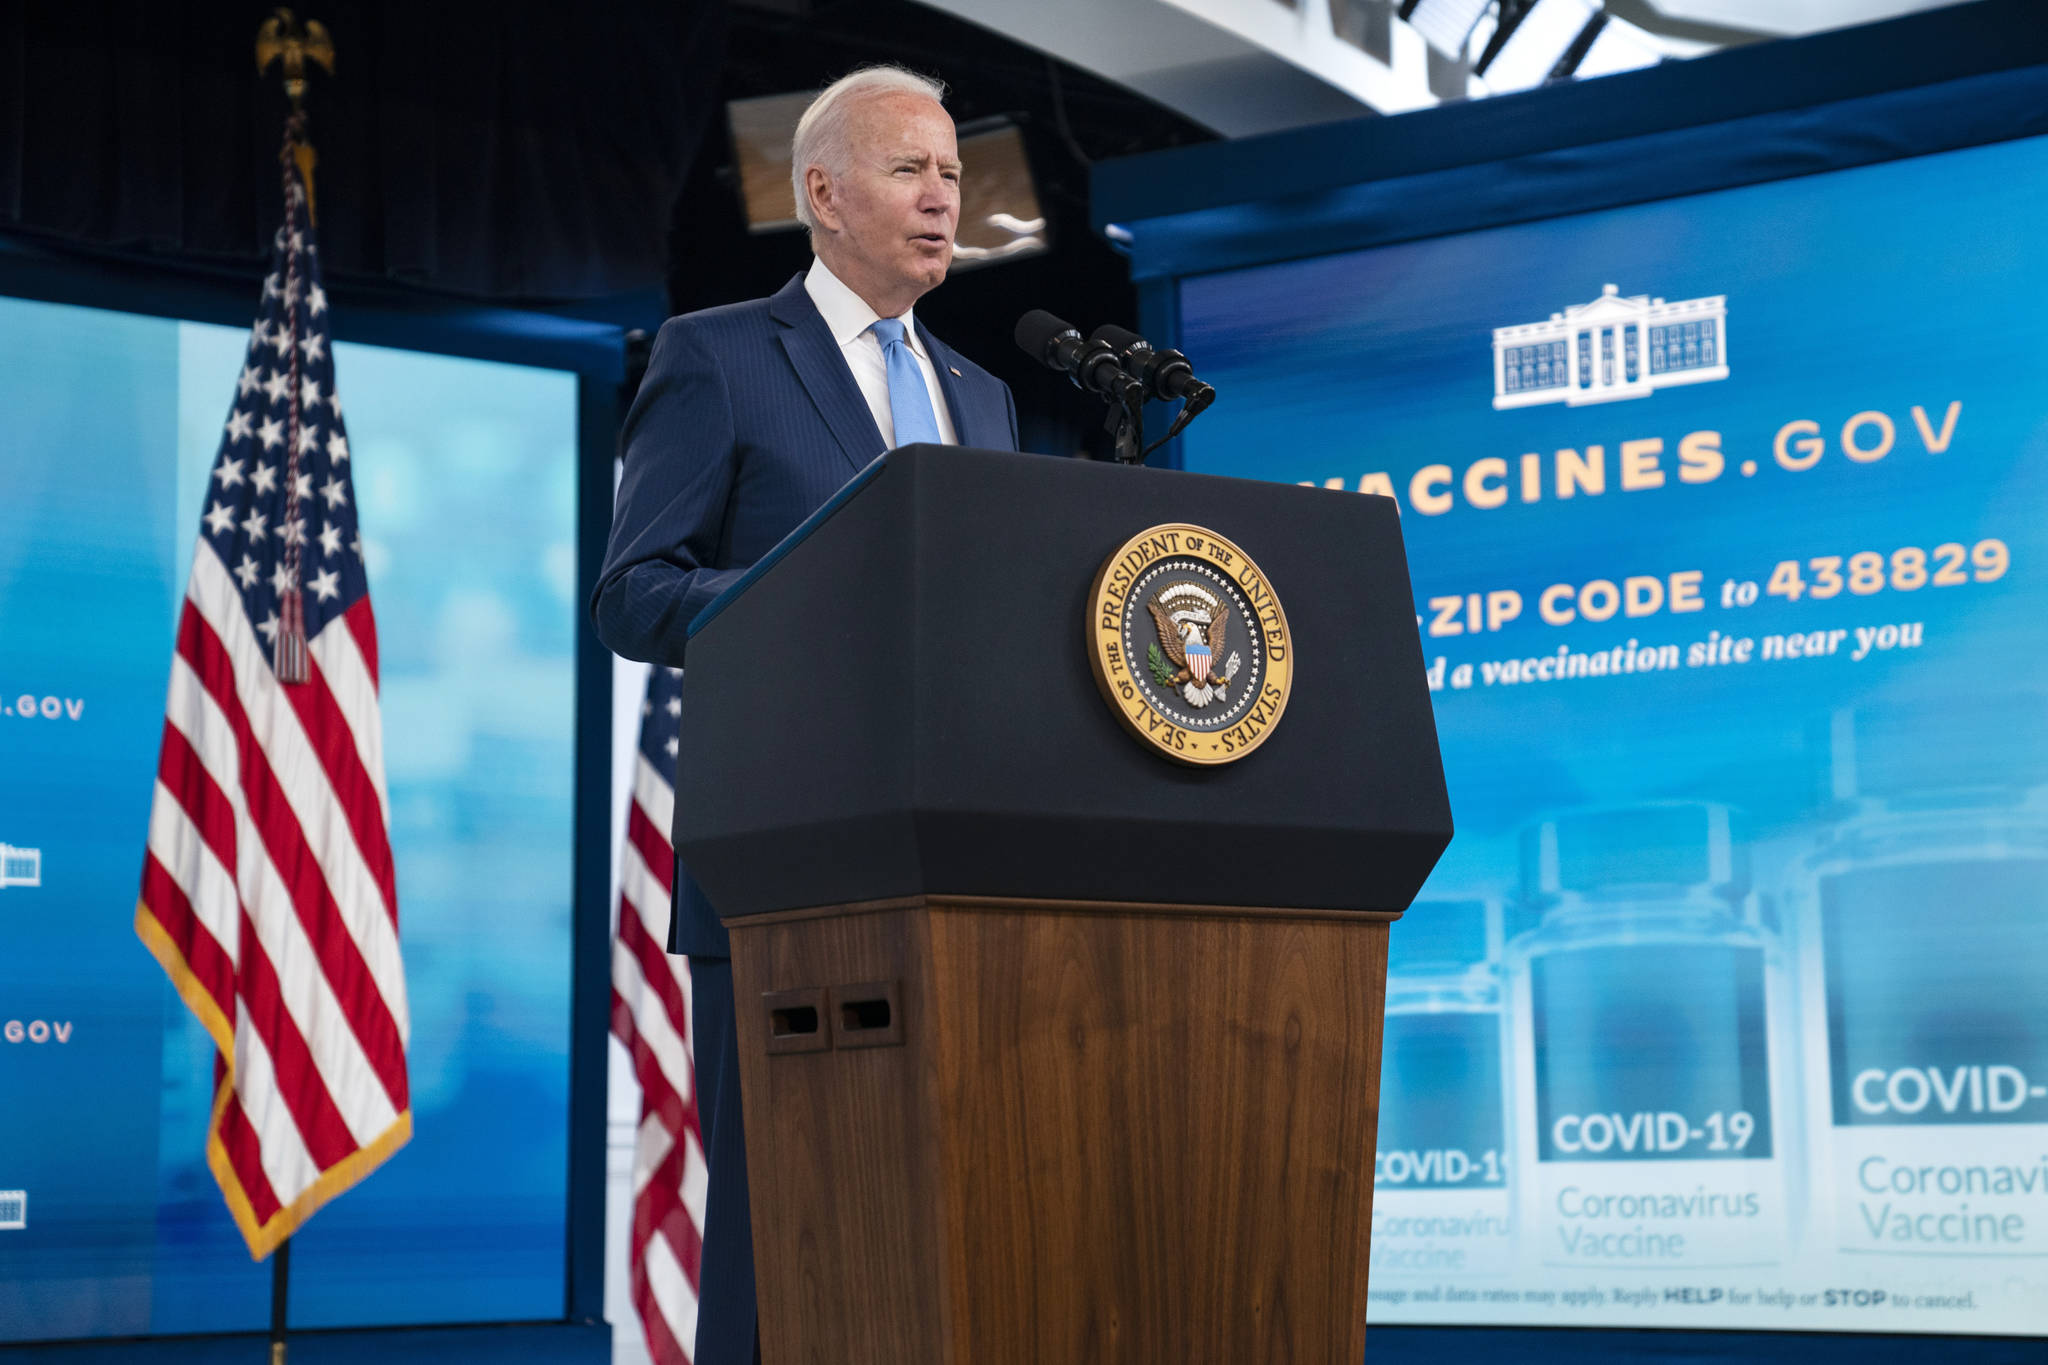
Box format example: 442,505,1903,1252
949,366,962,377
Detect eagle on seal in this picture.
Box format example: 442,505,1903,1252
1147,593,1225,687
1145,585,1241,709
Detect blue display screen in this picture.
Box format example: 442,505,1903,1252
1180,132,2048,1334
0,295,579,1338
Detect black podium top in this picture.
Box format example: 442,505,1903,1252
676,445,1451,918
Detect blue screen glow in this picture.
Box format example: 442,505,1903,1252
0,294,580,1338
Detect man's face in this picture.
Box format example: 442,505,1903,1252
809,93,961,315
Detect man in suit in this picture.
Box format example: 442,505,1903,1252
592,64,1019,1365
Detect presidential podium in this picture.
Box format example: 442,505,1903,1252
675,445,1451,1364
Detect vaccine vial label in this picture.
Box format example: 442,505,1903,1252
1373,1009,1512,1279
1524,942,1789,1267
1820,859,2048,1257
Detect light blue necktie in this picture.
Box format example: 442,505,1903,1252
870,317,943,448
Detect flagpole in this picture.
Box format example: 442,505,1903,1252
251,22,327,1358
269,1235,291,1365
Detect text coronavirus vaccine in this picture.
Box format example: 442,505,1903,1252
1789,703,2048,1284
1506,803,1799,1271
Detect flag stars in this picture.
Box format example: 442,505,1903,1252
327,432,349,463
263,273,282,299
238,365,263,398
282,518,307,547
271,562,297,597
251,463,279,495
296,425,322,456
319,476,349,510
301,333,327,364
214,456,247,489
242,508,269,543
257,417,285,451
263,370,293,406
308,284,327,315
257,611,280,644
234,554,261,589
204,501,237,537
309,568,341,602
665,737,679,758
225,410,254,444
300,378,323,409
665,695,681,717
294,470,314,500
318,522,343,558
269,327,294,358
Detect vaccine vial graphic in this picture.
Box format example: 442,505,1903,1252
1787,702,2048,1284
1505,803,1798,1271
1372,899,1511,1282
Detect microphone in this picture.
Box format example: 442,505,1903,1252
1088,324,1216,405
1015,310,1141,405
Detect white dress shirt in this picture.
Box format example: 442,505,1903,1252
803,256,959,449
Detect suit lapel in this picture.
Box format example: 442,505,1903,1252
919,322,999,450
771,275,884,472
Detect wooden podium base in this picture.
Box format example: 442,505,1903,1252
729,894,1394,1364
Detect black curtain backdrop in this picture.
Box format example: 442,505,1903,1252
0,0,727,302
0,0,1215,455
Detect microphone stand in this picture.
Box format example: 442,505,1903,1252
1105,383,1144,464
1084,326,1215,463
1011,313,1202,464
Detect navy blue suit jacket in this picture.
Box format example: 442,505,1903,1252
593,272,1020,956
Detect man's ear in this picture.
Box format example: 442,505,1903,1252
804,165,839,234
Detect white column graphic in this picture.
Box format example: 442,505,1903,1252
1494,286,1728,410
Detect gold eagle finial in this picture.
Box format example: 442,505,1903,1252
255,9,335,112
255,9,334,224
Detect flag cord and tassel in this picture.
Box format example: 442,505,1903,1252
272,108,312,685
257,6,330,684
268,102,310,1365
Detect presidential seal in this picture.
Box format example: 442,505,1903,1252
1087,523,1293,766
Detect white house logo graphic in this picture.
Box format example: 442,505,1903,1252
0,844,41,890
1493,284,1728,409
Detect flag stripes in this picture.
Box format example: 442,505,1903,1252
172,572,409,1104
613,668,706,1363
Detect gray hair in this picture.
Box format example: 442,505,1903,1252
790,65,948,236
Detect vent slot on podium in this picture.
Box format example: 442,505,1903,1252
775,1005,820,1034
842,997,889,1030
831,980,903,1049
763,987,829,1054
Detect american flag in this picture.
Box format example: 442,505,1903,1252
611,665,707,1363
135,165,411,1260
